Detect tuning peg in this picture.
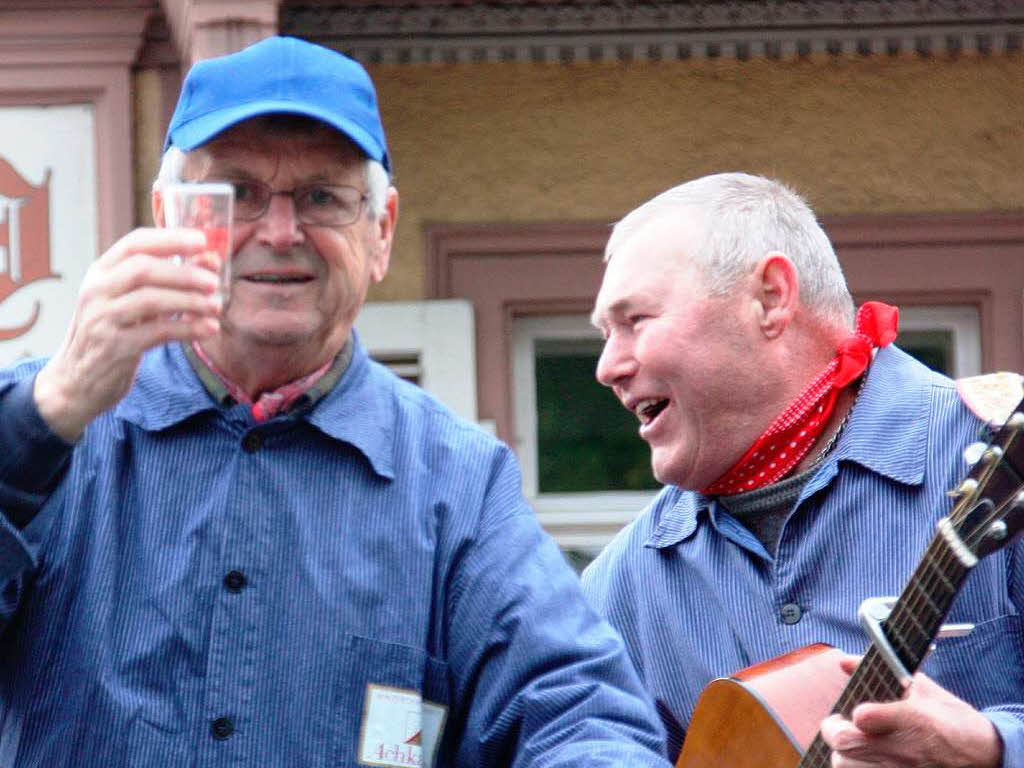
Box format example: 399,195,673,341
948,477,979,499
988,520,1009,542
963,441,988,465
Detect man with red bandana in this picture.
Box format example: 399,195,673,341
583,172,1024,768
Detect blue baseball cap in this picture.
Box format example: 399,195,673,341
164,36,390,171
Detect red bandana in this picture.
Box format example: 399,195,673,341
192,341,333,423
701,301,899,496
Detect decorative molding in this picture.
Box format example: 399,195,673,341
282,0,1024,64
158,0,277,67
0,1,155,67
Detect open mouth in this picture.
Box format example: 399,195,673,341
634,398,669,426
241,274,314,285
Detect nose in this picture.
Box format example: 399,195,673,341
595,332,637,388
257,192,305,250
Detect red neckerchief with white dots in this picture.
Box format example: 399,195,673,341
701,301,899,496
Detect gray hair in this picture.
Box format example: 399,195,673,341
154,145,390,218
606,172,855,328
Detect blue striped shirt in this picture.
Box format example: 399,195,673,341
582,346,1024,766
0,336,670,767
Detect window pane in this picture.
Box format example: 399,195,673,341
535,339,658,493
895,305,980,378
898,328,954,376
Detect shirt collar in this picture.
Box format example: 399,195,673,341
817,344,931,488
182,337,353,413
643,345,931,550
303,335,396,480
114,331,395,480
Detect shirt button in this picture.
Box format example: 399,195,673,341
223,570,247,593
780,602,803,624
241,431,262,453
210,716,234,740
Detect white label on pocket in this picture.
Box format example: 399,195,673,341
359,684,447,767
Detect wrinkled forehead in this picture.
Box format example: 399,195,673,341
591,212,706,325
184,115,367,181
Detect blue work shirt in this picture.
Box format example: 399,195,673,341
582,346,1024,766
0,336,670,767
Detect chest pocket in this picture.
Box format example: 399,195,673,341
923,614,1024,707
332,634,452,768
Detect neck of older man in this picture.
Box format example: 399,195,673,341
195,332,349,402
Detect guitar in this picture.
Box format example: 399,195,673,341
676,399,1024,768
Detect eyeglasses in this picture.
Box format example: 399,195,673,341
217,177,369,226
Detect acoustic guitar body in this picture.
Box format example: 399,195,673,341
675,644,848,768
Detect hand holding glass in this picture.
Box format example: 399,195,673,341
162,182,234,300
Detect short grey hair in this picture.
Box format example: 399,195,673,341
606,172,855,328
154,145,390,219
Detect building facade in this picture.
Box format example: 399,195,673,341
1,0,1023,552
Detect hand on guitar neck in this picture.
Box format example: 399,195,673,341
675,405,1024,768
820,655,1001,768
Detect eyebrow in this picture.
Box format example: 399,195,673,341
590,297,631,329
203,164,353,186
200,165,258,181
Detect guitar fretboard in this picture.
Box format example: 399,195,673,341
799,533,972,768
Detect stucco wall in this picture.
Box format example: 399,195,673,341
368,53,1024,301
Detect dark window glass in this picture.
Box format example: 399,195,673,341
899,329,954,375
535,339,658,493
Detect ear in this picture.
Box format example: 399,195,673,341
369,186,398,283
752,252,800,339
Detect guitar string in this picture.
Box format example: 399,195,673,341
825,526,964,751
801,518,960,765
881,417,1024,690
806,419,1024,767
797,416,1023,767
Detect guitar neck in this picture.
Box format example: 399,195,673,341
799,409,1024,768
799,530,974,767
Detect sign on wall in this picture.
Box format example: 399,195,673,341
0,104,97,365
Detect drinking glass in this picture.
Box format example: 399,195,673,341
162,182,234,300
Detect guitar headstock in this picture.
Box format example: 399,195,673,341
950,399,1024,559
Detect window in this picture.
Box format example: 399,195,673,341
510,303,983,558
898,305,980,378
512,314,657,554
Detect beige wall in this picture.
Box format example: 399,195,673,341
131,50,1024,301
369,52,1024,301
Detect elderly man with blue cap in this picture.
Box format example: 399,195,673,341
0,37,670,767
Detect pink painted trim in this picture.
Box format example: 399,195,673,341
161,0,279,66
0,4,151,252
0,77,135,254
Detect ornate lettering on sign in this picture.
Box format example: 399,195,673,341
0,157,56,341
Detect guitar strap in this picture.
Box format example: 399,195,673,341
956,371,1024,427
701,301,899,496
